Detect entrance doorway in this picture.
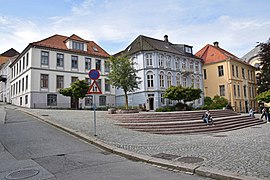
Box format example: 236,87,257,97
245,100,248,113
148,94,154,111
71,97,78,109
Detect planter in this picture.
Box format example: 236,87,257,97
115,109,139,114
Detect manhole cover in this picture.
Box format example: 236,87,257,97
177,156,204,163
152,153,179,160
6,169,40,180
212,134,227,137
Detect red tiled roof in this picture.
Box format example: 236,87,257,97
32,34,109,58
195,44,239,64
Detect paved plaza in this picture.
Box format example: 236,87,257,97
1,104,270,179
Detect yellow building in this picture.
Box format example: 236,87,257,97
196,42,258,113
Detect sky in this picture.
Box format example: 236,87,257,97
0,0,270,57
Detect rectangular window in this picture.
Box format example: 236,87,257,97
243,85,247,97
236,66,239,77
218,65,224,76
105,61,110,73
159,54,164,67
189,61,194,71
26,75,28,90
57,53,64,67
182,59,186,70
40,74,49,88
105,79,110,92
219,85,225,96
146,53,153,66
166,56,171,69
203,69,207,79
22,78,24,92
72,41,84,51
239,101,242,112
56,75,64,89
237,85,240,97
19,60,21,73
233,85,236,96
161,93,164,104
25,95,28,104
71,56,78,68
99,96,106,106
23,57,25,70
85,78,91,85
232,65,235,77
47,94,57,106
96,59,101,71
175,58,180,69
242,68,245,79
96,79,102,92
85,96,93,106
195,62,199,72
20,97,22,106
26,53,29,67
16,82,18,94
248,70,250,80
41,51,49,65
71,76,78,84
85,57,91,70
19,80,21,93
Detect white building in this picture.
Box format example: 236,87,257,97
9,34,115,109
115,35,204,110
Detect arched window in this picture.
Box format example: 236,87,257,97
167,72,172,87
196,77,200,88
159,72,165,88
182,76,187,87
191,75,194,87
176,73,181,86
147,72,154,88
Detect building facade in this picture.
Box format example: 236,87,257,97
196,42,258,113
9,34,115,109
115,35,204,111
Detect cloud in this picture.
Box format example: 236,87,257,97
0,0,270,58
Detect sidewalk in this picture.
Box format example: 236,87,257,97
1,104,269,180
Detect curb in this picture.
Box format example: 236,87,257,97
0,107,6,124
19,108,263,180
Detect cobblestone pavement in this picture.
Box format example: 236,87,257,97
6,106,270,179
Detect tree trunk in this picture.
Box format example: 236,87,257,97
124,91,129,109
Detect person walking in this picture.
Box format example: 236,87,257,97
261,108,268,121
249,108,255,118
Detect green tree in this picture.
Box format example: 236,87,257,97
258,38,270,93
108,56,141,109
204,96,213,106
164,85,202,104
212,95,228,109
256,90,270,103
59,80,89,109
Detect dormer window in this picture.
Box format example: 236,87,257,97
92,47,99,52
184,46,192,54
72,41,84,51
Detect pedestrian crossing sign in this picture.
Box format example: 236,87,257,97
87,80,102,94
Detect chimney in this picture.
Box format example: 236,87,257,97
213,41,219,47
164,35,169,42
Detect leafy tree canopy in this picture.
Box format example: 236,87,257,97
108,55,141,109
164,85,202,103
256,90,270,103
59,80,89,99
258,38,270,93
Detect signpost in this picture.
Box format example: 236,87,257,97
87,69,102,136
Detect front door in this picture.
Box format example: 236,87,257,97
148,94,154,111
71,97,78,109
245,100,248,113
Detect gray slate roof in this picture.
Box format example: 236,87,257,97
117,35,200,60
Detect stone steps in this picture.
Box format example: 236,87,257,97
110,110,265,134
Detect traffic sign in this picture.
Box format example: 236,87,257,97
87,80,102,94
88,69,100,80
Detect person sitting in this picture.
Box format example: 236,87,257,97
225,103,233,110
202,110,214,126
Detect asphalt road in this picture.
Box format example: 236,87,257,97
0,107,211,180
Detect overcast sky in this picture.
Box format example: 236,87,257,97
0,0,269,57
